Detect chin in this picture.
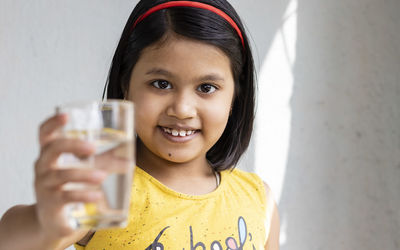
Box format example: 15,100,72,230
159,152,200,164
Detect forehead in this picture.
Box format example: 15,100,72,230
135,35,233,77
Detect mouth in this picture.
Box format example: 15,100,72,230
157,125,200,143
159,126,199,137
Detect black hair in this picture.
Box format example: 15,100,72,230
104,0,255,171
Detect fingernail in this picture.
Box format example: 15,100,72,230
58,113,68,122
92,171,107,180
90,191,103,200
83,142,96,152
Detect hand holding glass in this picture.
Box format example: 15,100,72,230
56,100,135,229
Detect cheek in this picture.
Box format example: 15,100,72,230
132,96,161,135
202,100,231,136
202,88,234,134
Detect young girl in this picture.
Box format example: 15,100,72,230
0,0,280,249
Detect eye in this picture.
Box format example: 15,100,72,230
151,80,172,89
197,84,217,94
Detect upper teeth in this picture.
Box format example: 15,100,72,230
162,127,195,137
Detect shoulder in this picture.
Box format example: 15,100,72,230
224,169,280,249
223,168,267,201
262,182,280,250
223,168,273,213
225,167,265,186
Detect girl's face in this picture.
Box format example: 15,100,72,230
128,35,235,166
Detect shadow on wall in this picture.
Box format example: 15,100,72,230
277,0,400,250
233,0,291,173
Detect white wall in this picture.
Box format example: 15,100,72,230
0,0,135,210
252,0,400,249
1,1,399,250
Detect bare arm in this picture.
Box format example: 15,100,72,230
263,183,280,250
0,204,88,250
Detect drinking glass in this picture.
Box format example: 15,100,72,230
56,100,135,229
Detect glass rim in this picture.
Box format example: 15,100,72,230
56,99,134,112
102,99,134,108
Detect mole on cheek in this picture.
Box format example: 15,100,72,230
168,153,172,157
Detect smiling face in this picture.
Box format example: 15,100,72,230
128,35,235,169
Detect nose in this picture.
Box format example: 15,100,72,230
166,91,197,120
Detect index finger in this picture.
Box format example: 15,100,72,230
35,138,95,176
39,113,68,147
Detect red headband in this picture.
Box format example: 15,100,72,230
132,1,245,48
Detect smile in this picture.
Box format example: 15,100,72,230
161,127,197,137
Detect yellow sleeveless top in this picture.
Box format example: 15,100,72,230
75,167,270,249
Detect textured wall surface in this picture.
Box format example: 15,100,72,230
254,0,400,249
283,1,400,249
0,0,135,211
1,1,399,250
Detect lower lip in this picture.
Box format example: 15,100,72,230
158,127,198,143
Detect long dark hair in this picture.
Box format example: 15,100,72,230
104,0,255,171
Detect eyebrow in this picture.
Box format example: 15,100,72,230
145,67,225,82
145,68,173,77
